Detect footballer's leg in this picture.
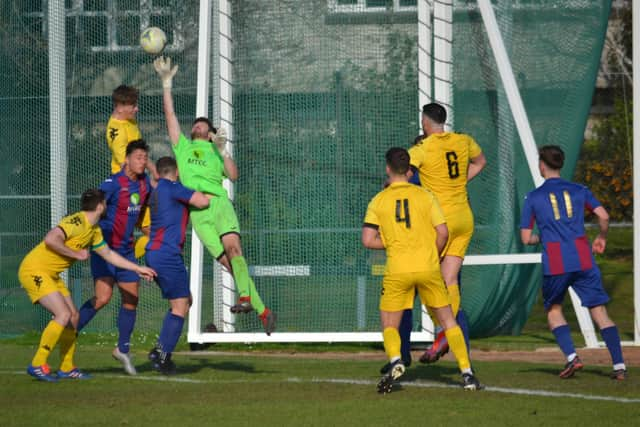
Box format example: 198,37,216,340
112,280,139,375
590,305,626,380
29,291,71,382
56,295,91,379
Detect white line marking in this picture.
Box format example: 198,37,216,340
4,370,638,403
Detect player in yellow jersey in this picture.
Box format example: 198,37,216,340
362,148,482,393
106,85,156,258
408,102,486,364
18,189,156,382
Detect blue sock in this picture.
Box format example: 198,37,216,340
158,311,185,354
77,299,98,331
552,324,575,357
399,308,412,362
117,307,137,354
456,309,470,352
600,326,624,365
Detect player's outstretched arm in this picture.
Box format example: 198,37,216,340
95,245,157,280
154,56,181,145
44,227,89,261
189,191,210,209
591,206,609,254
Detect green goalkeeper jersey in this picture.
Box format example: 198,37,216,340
173,133,227,196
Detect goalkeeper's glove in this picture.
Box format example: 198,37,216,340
209,127,230,158
153,56,178,89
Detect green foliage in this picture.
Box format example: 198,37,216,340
574,97,632,221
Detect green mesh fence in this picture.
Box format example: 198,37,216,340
0,0,610,339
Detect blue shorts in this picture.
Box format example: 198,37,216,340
90,248,140,283
542,267,609,311
145,250,191,300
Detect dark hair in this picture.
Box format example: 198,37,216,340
385,147,410,175
125,139,149,157
422,103,447,124
193,117,217,133
156,156,177,177
81,188,105,211
112,85,139,106
539,145,565,170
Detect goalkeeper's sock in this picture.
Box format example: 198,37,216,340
32,320,65,367
551,324,576,358
445,325,471,372
248,278,265,315
77,299,98,331
399,308,413,362
117,307,137,354
383,327,402,362
600,326,624,366
230,256,251,299
58,327,77,372
158,311,185,354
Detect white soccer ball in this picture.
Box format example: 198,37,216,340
140,27,167,55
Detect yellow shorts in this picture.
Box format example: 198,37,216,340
18,266,69,304
380,271,450,312
442,207,474,258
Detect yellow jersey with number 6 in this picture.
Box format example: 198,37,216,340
409,132,482,211
363,182,445,275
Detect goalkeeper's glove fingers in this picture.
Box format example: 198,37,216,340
153,56,178,89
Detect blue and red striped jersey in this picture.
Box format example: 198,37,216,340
146,178,194,254
520,177,601,275
99,171,151,251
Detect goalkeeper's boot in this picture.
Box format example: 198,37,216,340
462,372,483,390
260,308,277,336
610,368,627,381
419,330,449,364
377,359,405,395
230,296,254,314
154,352,176,376
380,355,412,375
27,364,58,383
56,367,92,380
559,356,584,379
112,347,137,376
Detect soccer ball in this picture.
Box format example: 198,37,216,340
140,27,167,55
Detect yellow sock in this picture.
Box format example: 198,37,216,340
448,283,460,317
383,327,401,361
444,325,471,371
32,320,65,367
58,327,77,372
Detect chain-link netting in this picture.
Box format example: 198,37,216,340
0,0,610,339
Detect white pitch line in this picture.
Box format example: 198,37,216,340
4,370,639,403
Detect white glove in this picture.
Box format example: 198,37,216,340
153,56,178,89
209,127,230,158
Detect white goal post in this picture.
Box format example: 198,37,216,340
187,0,629,347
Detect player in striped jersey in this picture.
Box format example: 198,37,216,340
77,140,153,375
520,145,626,380
19,189,156,382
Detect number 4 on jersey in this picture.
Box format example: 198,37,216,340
395,199,411,228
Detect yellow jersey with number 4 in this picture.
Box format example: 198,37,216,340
363,182,445,275
409,132,482,211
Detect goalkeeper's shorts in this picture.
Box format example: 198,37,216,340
190,195,240,259
380,270,449,312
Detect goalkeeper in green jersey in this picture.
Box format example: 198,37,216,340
153,57,276,335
